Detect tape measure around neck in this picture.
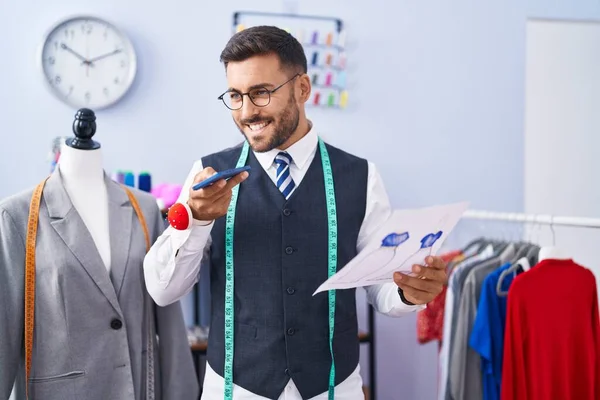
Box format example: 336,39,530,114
223,137,338,399
24,179,151,399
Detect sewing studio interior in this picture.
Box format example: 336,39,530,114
1,1,599,399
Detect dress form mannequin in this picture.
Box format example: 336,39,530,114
58,108,111,272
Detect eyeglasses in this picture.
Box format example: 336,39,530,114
218,74,300,110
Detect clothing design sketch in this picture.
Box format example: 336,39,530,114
363,230,443,281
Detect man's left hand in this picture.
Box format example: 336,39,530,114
394,256,447,305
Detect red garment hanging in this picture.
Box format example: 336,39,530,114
501,258,600,400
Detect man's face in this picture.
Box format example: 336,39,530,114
225,54,300,153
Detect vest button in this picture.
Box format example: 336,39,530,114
110,318,123,330
283,208,291,216
285,246,294,255
287,328,295,335
285,368,290,376
286,287,295,295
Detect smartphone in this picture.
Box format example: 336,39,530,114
192,166,251,190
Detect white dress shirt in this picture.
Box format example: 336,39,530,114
143,125,424,399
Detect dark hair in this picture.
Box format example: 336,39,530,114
220,26,307,74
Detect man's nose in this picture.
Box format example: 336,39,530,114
239,97,260,120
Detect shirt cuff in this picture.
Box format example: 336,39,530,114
155,221,213,283
385,283,426,316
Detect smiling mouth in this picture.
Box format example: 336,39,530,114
247,121,271,132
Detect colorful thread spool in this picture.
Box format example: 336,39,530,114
339,91,348,108
124,171,135,187
327,93,335,107
326,32,333,46
138,172,152,192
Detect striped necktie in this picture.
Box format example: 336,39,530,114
274,152,296,199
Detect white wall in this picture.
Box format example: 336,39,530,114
2,1,600,399
524,18,600,288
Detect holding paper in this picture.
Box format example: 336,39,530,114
314,201,469,294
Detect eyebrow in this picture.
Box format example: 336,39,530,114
227,82,275,92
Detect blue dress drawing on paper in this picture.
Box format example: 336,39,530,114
333,231,410,283
359,231,411,281
381,232,410,247
420,231,443,249
364,230,443,281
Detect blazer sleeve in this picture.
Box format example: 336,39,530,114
0,208,26,398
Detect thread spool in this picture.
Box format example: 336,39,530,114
337,30,346,47
311,51,318,66
326,32,333,46
313,92,321,105
338,52,347,69
325,53,332,66
311,31,318,44
138,172,152,192
327,93,335,107
236,24,245,33
115,170,125,184
339,91,348,108
336,71,347,88
124,171,135,187
325,73,332,86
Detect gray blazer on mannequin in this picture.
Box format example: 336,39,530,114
0,171,199,400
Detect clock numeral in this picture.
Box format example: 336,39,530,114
84,92,91,103
114,77,120,85
54,41,58,51
64,29,74,39
55,75,61,84
120,60,126,68
67,86,74,97
81,23,93,35
103,87,110,96
47,56,55,65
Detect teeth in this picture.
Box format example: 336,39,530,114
249,122,268,131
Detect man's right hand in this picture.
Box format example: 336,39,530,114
187,167,249,221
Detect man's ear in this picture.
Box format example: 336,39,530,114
297,73,312,103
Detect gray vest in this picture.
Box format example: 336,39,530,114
202,141,368,399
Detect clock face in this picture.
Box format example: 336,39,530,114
40,16,137,110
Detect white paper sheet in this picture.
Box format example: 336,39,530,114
314,201,470,294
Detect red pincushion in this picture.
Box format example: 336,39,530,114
167,202,192,230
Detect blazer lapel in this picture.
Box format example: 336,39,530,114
44,170,123,316
105,176,133,298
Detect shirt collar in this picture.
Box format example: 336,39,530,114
253,121,318,170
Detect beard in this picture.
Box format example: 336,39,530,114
235,91,300,153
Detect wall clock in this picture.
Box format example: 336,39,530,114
39,15,137,110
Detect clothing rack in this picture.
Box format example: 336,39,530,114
462,209,600,229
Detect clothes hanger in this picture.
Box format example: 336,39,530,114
496,255,530,296
538,215,568,262
461,236,489,255
496,214,536,296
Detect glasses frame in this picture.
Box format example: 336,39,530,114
218,73,300,110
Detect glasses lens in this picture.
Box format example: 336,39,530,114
249,88,270,107
223,91,242,110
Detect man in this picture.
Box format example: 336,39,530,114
143,25,446,399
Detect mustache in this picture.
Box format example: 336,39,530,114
241,116,272,125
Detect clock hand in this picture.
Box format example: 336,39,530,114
60,43,91,65
87,49,122,64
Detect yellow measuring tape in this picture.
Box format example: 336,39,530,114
24,178,150,398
